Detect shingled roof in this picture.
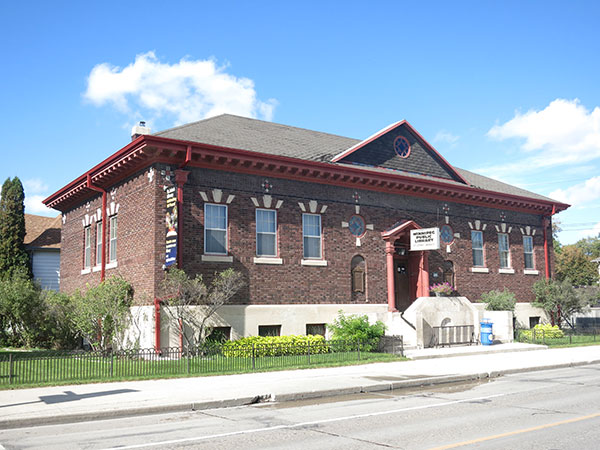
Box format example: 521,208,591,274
24,214,61,249
156,114,557,203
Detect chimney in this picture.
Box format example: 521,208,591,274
131,121,151,141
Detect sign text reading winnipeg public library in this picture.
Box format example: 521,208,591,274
410,227,440,251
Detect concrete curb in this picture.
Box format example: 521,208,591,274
405,345,548,360
3,358,600,430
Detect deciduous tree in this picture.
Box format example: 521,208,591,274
160,268,244,348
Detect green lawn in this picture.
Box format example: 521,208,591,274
0,350,404,389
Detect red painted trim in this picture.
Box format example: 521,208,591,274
44,134,569,216
381,220,422,239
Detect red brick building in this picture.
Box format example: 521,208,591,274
44,115,568,347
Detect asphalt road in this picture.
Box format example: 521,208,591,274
2,365,600,449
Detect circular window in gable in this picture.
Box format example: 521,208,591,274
393,136,411,158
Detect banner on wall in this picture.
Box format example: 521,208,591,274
410,227,440,251
165,186,178,267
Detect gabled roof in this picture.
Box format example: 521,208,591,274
44,114,569,215
155,114,357,162
24,214,61,249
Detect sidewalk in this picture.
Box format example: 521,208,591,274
2,344,600,429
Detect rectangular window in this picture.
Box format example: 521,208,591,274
84,227,91,269
206,326,231,342
204,204,228,254
256,209,277,257
258,325,281,337
109,216,117,263
302,213,322,259
95,221,102,266
523,235,534,269
306,323,326,337
498,233,510,268
471,230,484,267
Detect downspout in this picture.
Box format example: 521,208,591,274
86,174,107,282
154,297,161,351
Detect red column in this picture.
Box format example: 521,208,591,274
385,241,396,312
416,251,430,297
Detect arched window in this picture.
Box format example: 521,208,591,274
351,255,366,293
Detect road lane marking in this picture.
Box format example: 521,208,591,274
100,392,510,449
426,412,600,450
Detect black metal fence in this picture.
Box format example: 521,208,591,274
516,327,600,346
432,325,475,347
0,337,403,386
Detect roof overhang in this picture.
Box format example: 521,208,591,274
44,135,570,215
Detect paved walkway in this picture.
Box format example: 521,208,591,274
2,344,600,429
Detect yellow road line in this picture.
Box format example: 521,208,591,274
427,412,600,450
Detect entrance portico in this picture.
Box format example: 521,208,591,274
382,221,430,312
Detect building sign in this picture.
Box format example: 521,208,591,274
410,227,440,251
165,186,178,267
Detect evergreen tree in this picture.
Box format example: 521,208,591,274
0,177,31,280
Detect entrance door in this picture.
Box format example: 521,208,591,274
394,259,411,311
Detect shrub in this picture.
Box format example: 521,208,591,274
520,324,564,340
480,288,516,312
327,311,385,351
222,334,328,357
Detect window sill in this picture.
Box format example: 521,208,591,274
106,261,118,269
499,268,515,274
92,265,102,273
202,254,233,263
254,257,283,265
524,269,539,275
470,267,489,273
301,259,328,267
81,268,91,275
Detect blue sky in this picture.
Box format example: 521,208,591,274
1,0,599,244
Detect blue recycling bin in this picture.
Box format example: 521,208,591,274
480,319,493,345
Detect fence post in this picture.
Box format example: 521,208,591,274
357,340,361,361
9,354,13,385
252,343,256,370
187,347,191,374
307,340,311,365
543,329,546,345
110,352,114,378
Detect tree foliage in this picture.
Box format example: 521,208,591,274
67,276,134,351
0,272,45,347
574,236,600,260
160,268,244,347
532,278,593,328
327,311,386,350
480,288,517,312
0,177,31,280
555,245,598,286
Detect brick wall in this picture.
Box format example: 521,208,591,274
60,168,159,305
60,163,551,306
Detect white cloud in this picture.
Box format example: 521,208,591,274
24,195,52,215
23,178,48,195
485,99,600,175
433,130,459,146
84,52,277,126
549,176,600,206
